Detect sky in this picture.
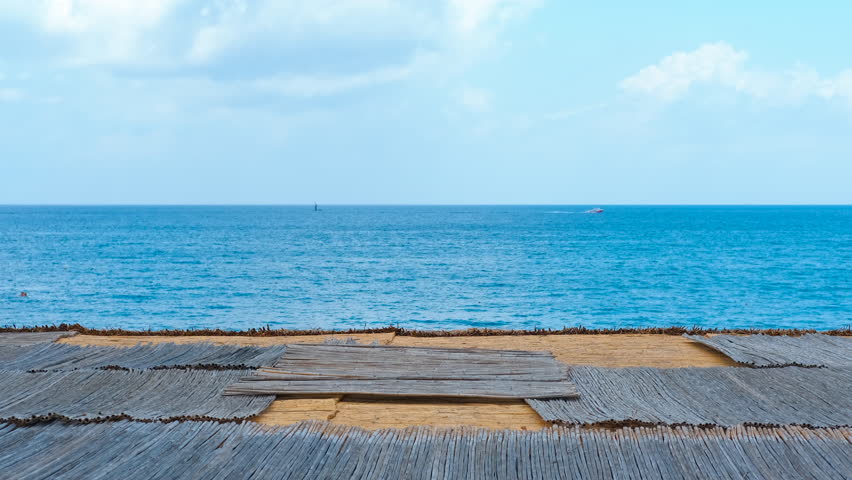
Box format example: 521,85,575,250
1,1,851,205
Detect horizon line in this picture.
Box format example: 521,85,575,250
1,203,851,207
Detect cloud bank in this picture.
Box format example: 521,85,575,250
621,42,852,105
2,0,540,97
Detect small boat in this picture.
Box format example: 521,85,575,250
585,208,604,214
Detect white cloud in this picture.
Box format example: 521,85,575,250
0,88,24,102
27,0,180,65
621,42,852,105
253,61,420,98
3,0,539,89
0,0,540,110
545,102,608,120
39,0,175,34
457,86,492,112
185,1,435,66
449,0,540,35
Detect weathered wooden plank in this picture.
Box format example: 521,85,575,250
227,343,576,400
226,378,577,399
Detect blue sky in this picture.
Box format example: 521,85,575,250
1,1,850,204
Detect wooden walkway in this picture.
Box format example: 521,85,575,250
0,421,849,479
528,366,852,427
0,332,77,346
0,369,274,423
225,344,577,399
0,342,288,371
685,333,852,367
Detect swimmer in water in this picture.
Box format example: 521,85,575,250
20,292,28,297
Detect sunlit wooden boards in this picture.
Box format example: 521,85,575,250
0,370,274,422
0,342,287,370
528,366,852,427
0,331,77,346
685,333,852,367
0,421,850,480
226,344,578,399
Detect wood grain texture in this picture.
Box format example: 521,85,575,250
391,334,739,368
61,333,738,367
226,344,578,399
59,333,395,347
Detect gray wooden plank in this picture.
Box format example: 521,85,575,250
227,343,577,400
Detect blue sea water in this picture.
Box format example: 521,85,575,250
1,206,850,331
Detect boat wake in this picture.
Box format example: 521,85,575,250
545,208,604,214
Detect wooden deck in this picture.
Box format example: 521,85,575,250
58,332,738,430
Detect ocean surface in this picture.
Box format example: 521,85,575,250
1,206,849,331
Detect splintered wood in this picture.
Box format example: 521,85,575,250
226,344,578,399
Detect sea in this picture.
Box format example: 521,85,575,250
1,206,849,331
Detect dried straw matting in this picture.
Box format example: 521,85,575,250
52,334,736,429
685,333,852,367
253,396,549,430
226,344,578,399
0,331,77,346
59,333,396,347
0,342,287,371
338,397,548,430
0,421,849,479
0,369,274,423
391,334,739,367
61,333,737,367
529,366,852,427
